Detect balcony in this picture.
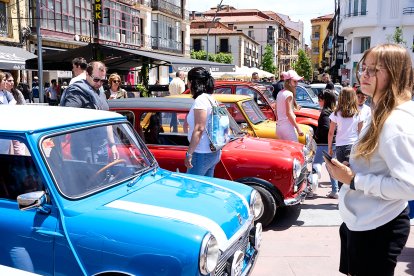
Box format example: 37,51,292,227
151,36,183,54
339,11,378,36
403,7,414,14
151,0,182,19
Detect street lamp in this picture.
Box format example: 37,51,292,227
206,0,224,61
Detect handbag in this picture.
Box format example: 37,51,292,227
205,95,230,152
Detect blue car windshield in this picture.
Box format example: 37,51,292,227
41,123,155,199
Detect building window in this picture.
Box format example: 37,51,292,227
219,38,230,53
353,0,359,16
0,2,8,37
361,37,370,53
248,30,254,39
193,39,201,51
361,0,367,15
348,0,352,16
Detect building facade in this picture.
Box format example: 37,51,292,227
190,18,260,68
201,6,282,72
338,0,414,85
0,0,190,85
310,14,333,77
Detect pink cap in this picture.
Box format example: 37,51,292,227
283,70,304,81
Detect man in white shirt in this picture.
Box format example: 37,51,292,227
69,57,87,85
356,88,371,127
169,71,185,95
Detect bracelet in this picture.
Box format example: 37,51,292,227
186,151,192,158
350,175,356,190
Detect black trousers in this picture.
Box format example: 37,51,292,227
339,206,410,276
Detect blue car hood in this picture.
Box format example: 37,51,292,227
99,172,251,249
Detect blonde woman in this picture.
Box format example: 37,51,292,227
327,87,363,190
325,44,414,275
106,73,127,99
275,70,304,141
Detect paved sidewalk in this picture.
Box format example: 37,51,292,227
251,166,414,276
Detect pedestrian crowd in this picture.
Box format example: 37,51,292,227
1,43,414,276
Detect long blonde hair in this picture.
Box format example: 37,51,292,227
335,87,359,117
354,44,413,160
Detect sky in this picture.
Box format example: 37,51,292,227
187,0,335,45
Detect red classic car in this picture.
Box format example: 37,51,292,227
109,97,318,227
184,80,320,132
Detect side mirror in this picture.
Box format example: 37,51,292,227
17,191,50,214
240,123,248,129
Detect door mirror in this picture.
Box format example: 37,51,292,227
17,191,49,213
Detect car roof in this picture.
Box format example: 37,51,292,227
0,105,123,132
211,94,252,102
108,97,195,110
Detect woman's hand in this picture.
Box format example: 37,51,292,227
184,155,193,169
296,128,304,136
328,148,333,156
324,158,354,185
111,145,120,160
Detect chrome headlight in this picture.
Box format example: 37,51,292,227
292,158,302,179
250,189,264,220
199,233,220,275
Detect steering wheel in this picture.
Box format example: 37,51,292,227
94,159,127,180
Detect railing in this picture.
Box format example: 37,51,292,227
151,36,183,54
151,0,182,18
403,7,414,15
342,11,368,18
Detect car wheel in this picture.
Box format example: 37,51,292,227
251,185,277,228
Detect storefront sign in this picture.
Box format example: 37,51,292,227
94,0,103,23
74,35,93,43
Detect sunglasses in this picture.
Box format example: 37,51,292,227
90,75,107,83
112,80,121,83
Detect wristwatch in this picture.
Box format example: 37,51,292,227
186,151,192,158
350,175,356,190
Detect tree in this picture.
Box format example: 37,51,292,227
261,44,276,74
293,49,313,81
387,26,407,46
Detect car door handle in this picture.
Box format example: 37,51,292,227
35,228,64,237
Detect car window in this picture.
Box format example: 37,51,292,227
214,87,232,94
224,103,247,124
296,87,311,101
240,100,266,125
235,86,255,99
41,123,154,199
0,138,44,201
140,112,188,145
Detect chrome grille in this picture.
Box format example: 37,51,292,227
295,166,308,187
213,228,250,276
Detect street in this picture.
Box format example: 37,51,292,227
252,164,414,276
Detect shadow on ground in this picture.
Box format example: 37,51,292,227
398,246,414,275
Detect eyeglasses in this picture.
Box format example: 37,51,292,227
112,80,121,83
90,75,107,83
358,65,380,78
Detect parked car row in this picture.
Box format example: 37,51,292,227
0,105,262,275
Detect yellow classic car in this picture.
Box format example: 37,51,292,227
169,94,317,163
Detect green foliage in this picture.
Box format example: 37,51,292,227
135,83,148,97
140,64,149,97
293,49,313,81
191,50,233,64
261,44,276,74
387,26,407,46
214,52,233,64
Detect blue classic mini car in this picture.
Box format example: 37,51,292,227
0,105,262,276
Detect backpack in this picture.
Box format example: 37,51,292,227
205,96,230,152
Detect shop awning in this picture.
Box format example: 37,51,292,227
25,43,235,73
0,45,37,70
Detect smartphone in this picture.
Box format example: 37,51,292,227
322,150,332,162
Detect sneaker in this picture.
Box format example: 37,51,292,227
326,192,339,199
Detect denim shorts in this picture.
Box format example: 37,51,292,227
187,151,221,177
